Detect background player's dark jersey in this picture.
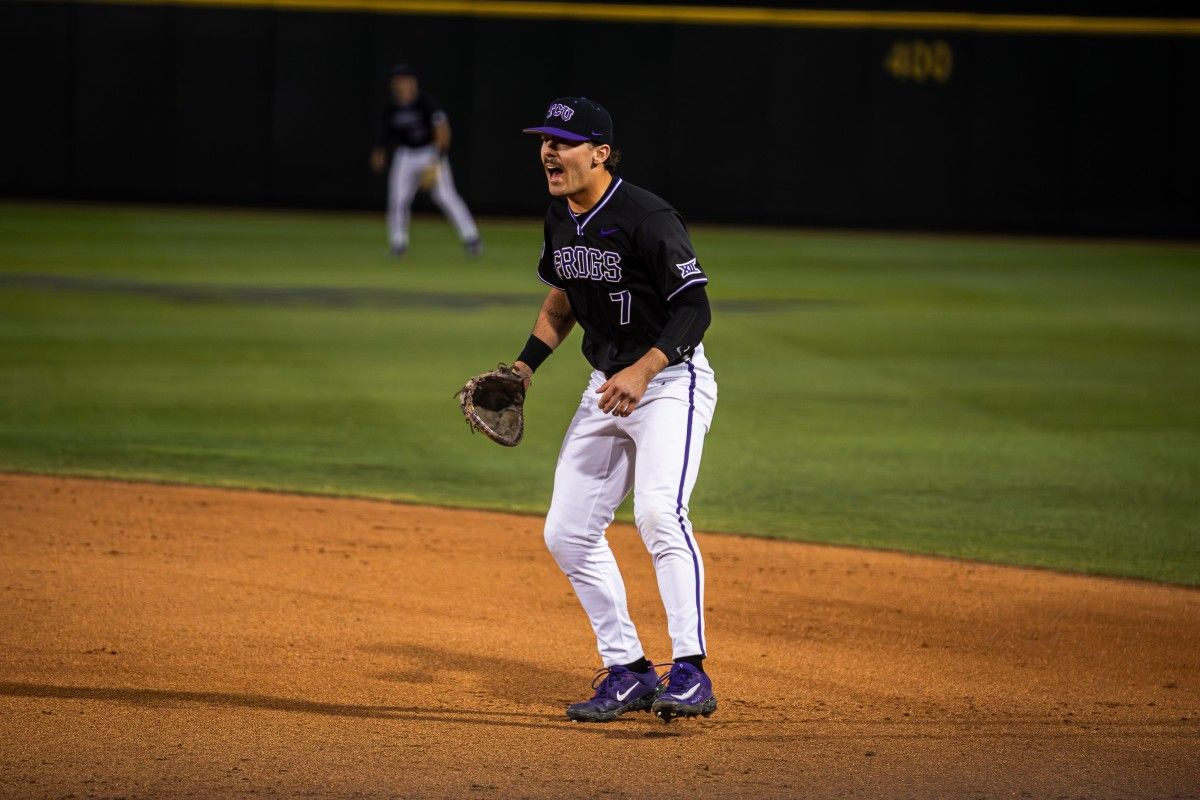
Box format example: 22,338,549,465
537,178,710,374
376,94,445,149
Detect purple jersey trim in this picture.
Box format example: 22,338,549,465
675,361,705,657
570,178,624,236
665,276,709,302
523,126,589,142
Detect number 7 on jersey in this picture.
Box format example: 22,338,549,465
609,290,631,326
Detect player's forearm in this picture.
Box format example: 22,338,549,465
631,347,670,381
532,290,575,349
434,122,451,153
515,290,575,377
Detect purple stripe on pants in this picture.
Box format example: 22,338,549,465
674,361,705,657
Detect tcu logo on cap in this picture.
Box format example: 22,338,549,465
547,102,575,121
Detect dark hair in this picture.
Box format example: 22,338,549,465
595,145,621,174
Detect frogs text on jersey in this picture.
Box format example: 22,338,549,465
553,245,623,283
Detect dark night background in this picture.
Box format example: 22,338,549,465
2,0,1197,235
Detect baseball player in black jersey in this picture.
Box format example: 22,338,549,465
510,97,718,723
370,64,480,256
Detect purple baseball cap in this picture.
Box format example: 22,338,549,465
523,97,613,145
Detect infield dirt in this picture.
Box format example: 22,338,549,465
1,473,1197,799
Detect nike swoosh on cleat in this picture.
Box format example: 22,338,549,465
616,685,639,701
668,683,703,701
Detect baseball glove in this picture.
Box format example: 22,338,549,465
418,160,441,191
455,363,528,447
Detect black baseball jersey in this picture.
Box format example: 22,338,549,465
376,94,446,149
537,178,710,374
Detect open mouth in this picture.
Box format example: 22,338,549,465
544,163,564,182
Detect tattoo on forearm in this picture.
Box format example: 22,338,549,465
548,309,569,322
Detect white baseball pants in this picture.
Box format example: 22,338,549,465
387,144,479,249
544,347,717,666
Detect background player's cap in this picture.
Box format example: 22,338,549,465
390,63,416,77
523,97,613,145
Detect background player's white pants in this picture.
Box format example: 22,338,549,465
544,347,717,666
387,144,479,249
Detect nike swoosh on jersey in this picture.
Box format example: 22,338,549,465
616,684,640,701
667,683,703,701
600,227,619,237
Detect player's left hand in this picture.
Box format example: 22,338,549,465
596,352,667,417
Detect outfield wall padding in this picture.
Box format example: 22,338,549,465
2,1,1197,236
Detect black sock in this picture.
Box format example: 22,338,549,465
676,655,705,673
622,656,652,674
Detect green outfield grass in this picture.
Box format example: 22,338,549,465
1,202,1197,584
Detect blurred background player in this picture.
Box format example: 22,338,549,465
370,64,480,257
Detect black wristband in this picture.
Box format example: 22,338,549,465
516,335,553,372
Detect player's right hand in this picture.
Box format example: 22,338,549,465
369,148,386,173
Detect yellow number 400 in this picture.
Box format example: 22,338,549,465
884,40,954,84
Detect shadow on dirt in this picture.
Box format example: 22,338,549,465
0,675,698,739
362,642,578,698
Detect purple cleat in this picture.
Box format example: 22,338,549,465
566,665,662,722
651,662,717,722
